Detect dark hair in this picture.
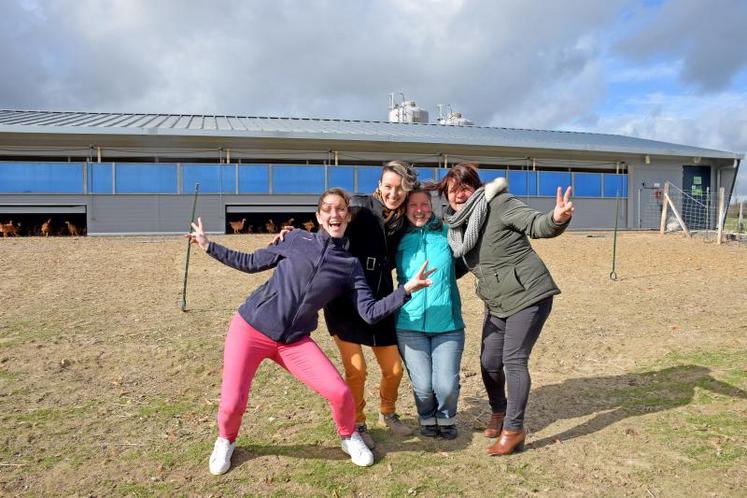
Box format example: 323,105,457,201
317,187,350,212
427,162,483,197
406,185,430,204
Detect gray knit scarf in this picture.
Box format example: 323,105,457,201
444,186,488,257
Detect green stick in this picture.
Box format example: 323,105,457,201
181,183,200,311
610,191,620,281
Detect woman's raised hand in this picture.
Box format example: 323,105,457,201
553,186,574,224
269,226,294,246
186,217,210,251
404,259,437,294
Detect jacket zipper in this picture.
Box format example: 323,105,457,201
421,227,427,331
288,236,329,331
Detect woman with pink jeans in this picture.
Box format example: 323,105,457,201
186,188,433,475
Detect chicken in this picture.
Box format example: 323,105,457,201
65,221,80,237
229,218,247,234
1,220,18,237
41,219,52,237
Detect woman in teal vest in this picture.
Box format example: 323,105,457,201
395,188,465,439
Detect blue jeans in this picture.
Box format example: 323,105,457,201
396,329,465,426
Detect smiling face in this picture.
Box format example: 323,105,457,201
315,193,351,238
378,171,406,210
446,179,476,211
406,191,432,227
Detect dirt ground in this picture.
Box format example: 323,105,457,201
1,231,745,497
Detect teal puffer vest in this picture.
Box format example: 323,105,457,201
395,217,464,333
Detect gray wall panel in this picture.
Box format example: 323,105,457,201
88,195,227,234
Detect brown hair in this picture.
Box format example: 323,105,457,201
317,187,350,212
406,185,430,205
427,162,483,198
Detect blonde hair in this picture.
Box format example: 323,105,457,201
380,160,418,193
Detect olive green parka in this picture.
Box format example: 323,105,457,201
460,178,570,318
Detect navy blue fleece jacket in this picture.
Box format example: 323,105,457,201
206,229,409,344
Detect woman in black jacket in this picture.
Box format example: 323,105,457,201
323,160,419,448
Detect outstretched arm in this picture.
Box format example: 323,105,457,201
186,217,284,273
349,260,435,324
504,187,573,239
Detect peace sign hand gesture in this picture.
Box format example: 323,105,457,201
185,217,210,251
553,186,574,224
404,259,437,295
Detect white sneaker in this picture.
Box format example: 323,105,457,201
341,431,374,467
209,437,236,475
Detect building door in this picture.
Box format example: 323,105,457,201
682,166,711,230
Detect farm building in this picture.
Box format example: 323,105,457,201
0,109,742,235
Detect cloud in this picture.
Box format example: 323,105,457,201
570,90,747,197
0,0,745,197
615,0,747,91
0,0,629,120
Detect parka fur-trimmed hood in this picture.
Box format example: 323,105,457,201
484,177,508,202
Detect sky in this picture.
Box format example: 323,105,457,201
1,0,746,197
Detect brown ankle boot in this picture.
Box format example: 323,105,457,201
486,428,526,456
483,412,506,438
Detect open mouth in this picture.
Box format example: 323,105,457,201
328,221,342,229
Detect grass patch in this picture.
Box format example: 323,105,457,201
137,399,205,419
650,411,747,469
11,402,94,425
660,349,747,370
115,482,175,497
149,439,211,468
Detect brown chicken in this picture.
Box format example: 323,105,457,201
65,221,80,237
41,219,52,237
1,221,18,237
229,218,247,234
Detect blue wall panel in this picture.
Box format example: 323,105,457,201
508,171,538,196
272,165,325,194
574,173,602,197
357,167,381,194
183,164,236,193
539,171,571,196
87,163,113,193
479,169,506,183
603,174,628,197
0,162,84,193
239,165,269,193
116,163,177,193
328,166,355,191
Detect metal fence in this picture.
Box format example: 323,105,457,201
638,182,737,242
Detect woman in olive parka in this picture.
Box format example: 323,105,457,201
430,162,574,456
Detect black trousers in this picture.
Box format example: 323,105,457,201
480,297,553,431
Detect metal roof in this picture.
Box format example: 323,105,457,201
0,109,741,159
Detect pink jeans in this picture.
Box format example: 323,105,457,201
217,313,355,442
